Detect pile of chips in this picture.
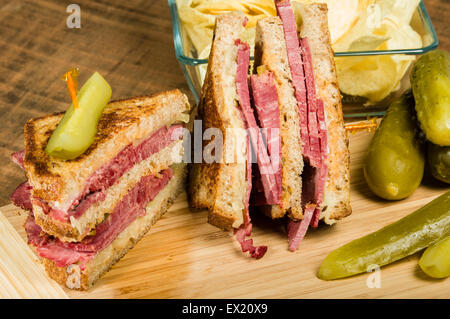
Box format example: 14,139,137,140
330,0,422,103
177,0,422,103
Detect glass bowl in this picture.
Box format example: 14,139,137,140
169,0,438,118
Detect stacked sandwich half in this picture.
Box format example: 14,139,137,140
189,0,351,255
10,90,191,290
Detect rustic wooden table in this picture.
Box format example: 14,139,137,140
0,0,449,205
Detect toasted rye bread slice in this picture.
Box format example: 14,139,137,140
254,16,304,220
36,163,186,290
24,90,191,214
294,3,351,224
188,13,249,230
33,140,184,242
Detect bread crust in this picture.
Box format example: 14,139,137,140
34,211,78,242
188,13,248,230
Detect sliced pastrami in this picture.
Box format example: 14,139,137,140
10,151,33,211
38,244,94,270
10,181,33,211
25,213,94,268
234,39,267,259
32,198,68,222
235,224,267,259
301,40,320,166
68,191,106,219
287,204,315,251
25,213,48,246
84,125,183,197
72,124,184,216
299,38,328,228
275,0,309,160
11,150,25,169
301,163,327,228
29,124,184,223
300,37,327,168
250,71,282,205
25,168,173,270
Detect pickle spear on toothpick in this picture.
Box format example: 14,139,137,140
45,70,112,160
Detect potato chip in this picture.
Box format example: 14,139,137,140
336,55,399,102
245,0,276,16
347,35,390,52
378,0,420,25
194,1,248,15
332,0,422,102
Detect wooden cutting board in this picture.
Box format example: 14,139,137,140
1,129,449,299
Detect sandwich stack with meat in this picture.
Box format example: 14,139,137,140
10,89,191,290
189,0,351,255
188,12,270,258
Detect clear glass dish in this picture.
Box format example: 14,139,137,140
169,0,438,118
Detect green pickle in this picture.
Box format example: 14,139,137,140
318,191,450,280
427,143,450,184
419,236,450,279
410,49,450,146
45,72,112,160
364,92,425,200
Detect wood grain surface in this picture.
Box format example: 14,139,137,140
1,129,449,299
0,212,68,298
1,0,450,206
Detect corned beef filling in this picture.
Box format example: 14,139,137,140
286,204,315,252
10,152,33,211
25,168,173,270
11,149,25,169
276,0,328,251
10,181,33,211
276,0,309,159
298,38,328,228
28,124,184,223
234,38,267,259
250,71,282,206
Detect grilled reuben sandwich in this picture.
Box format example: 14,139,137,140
10,89,191,290
189,1,351,254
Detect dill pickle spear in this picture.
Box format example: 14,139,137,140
45,72,112,160
419,235,450,279
318,191,450,280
